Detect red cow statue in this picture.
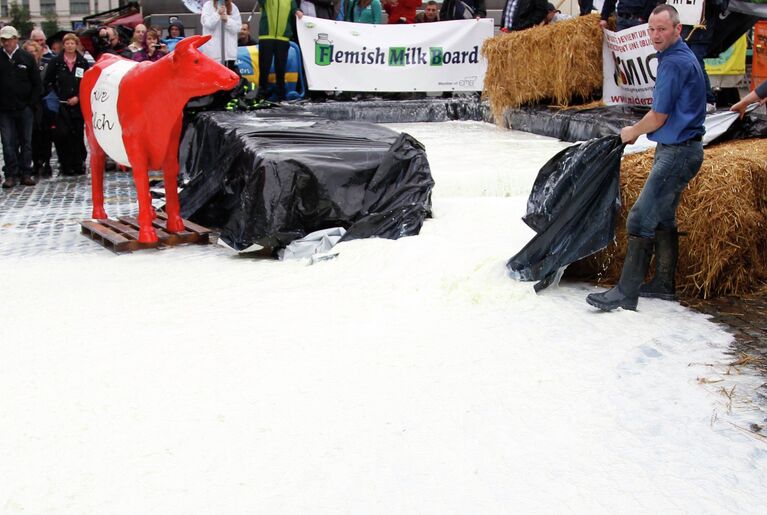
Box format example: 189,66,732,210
80,35,239,243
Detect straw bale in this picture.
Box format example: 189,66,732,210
567,139,767,298
481,14,604,121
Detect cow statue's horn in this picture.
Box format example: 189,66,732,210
174,34,211,54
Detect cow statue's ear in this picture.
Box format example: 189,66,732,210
174,34,211,56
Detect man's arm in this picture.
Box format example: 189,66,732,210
620,110,668,144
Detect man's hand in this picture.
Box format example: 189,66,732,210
620,125,637,145
296,10,303,19
730,100,748,120
67,96,79,106
599,20,607,29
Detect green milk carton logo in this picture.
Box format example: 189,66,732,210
315,33,333,66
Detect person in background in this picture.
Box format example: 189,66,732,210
75,30,96,65
599,0,659,32
257,0,303,101
43,33,90,177
132,29,168,62
681,0,729,114
441,0,485,20
106,27,132,58
542,2,571,24
346,0,382,23
22,39,53,179
416,0,440,22
586,5,706,312
578,0,593,15
200,0,241,70
731,80,767,118
30,28,55,63
501,0,548,31
382,0,420,24
301,0,339,19
163,19,186,51
238,22,257,46
0,25,42,188
127,23,147,54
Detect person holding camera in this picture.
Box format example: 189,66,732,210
132,29,168,62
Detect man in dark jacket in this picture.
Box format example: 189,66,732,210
0,26,42,188
501,0,548,31
600,0,659,31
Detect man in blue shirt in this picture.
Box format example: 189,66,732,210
587,4,706,312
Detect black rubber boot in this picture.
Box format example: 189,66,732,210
587,235,653,311
639,229,678,300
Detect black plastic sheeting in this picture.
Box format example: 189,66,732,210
503,105,767,143
303,97,492,124
507,136,625,291
504,105,646,142
178,109,434,251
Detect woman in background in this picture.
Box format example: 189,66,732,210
346,0,382,23
43,33,90,176
132,29,168,62
200,0,241,71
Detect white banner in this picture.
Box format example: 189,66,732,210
602,24,658,106
665,0,704,26
296,16,494,92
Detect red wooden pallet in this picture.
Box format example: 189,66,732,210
80,212,211,253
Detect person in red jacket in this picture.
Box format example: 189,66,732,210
382,0,420,23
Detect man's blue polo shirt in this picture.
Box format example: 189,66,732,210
649,38,706,145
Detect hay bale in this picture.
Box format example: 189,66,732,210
481,14,604,121
567,139,767,298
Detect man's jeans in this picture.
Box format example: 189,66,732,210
0,107,34,179
627,140,704,238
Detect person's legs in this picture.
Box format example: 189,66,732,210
71,116,87,174
19,106,35,183
258,38,277,100
588,142,702,311
682,24,716,106
0,111,22,186
273,40,290,101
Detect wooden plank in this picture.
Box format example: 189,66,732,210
81,221,132,252
156,211,211,237
100,219,159,251
118,216,171,240
81,215,210,252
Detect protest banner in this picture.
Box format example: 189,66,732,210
296,17,493,92
602,24,658,106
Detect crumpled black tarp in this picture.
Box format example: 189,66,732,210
507,136,625,291
178,109,434,251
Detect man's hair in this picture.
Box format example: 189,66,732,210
30,28,45,39
22,39,41,53
426,0,438,5
651,4,680,26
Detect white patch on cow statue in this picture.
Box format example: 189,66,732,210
81,35,239,243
